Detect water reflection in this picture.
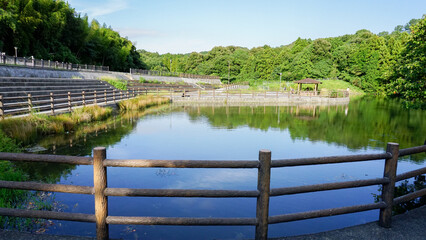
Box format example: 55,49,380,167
20,97,425,239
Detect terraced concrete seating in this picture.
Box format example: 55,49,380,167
0,77,113,99
0,77,129,116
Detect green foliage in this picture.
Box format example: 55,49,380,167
101,77,127,90
386,15,426,109
0,106,113,143
117,96,169,111
137,17,423,108
0,0,143,71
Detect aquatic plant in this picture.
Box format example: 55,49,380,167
0,106,113,143
118,95,170,111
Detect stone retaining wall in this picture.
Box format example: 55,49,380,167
0,65,132,79
132,74,222,85
171,96,349,105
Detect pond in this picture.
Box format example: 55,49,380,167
17,97,426,239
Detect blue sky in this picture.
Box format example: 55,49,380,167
66,0,425,54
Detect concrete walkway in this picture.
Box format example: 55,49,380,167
0,206,424,239
275,205,426,240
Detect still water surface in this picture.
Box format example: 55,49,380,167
26,98,425,239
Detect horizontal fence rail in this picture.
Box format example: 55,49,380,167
167,89,350,101
0,142,424,240
0,87,147,118
130,68,221,80
0,53,109,71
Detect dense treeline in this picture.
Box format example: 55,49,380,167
0,0,143,71
139,16,425,109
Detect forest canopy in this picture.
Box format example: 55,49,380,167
0,0,143,71
0,1,424,108
139,16,425,109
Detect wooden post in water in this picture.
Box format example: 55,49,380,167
67,92,71,112
50,93,54,115
379,142,399,228
94,90,97,105
0,95,3,120
93,147,108,240
82,91,86,106
255,149,271,240
27,94,32,113
213,89,215,99
198,90,201,99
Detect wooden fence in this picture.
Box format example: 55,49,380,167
168,89,350,100
0,142,425,239
0,53,109,72
0,88,146,118
130,68,221,81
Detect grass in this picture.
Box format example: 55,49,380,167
100,77,127,90
319,80,364,95
118,95,170,111
0,105,112,143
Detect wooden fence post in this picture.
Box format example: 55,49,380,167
126,90,129,99
50,93,55,115
27,94,32,113
113,89,116,103
198,89,201,99
255,149,271,240
94,90,97,105
68,92,71,112
93,147,108,240
104,90,107,104
213,89,215,99
379,142,399,228
120,91,123,100
82,91,86,106
0,95,4,119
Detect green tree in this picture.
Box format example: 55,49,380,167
387,16,426,109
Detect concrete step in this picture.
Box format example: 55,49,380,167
0,85,110,91
0,87,114,98
0,77,95,82
0,79,104,84
0,82,106,87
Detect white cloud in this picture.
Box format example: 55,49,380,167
82,0,129,17
117,28,162,38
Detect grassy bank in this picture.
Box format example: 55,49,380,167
0,96,170,144
232,79,365,96
118,95,170,111
0,106,113,144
